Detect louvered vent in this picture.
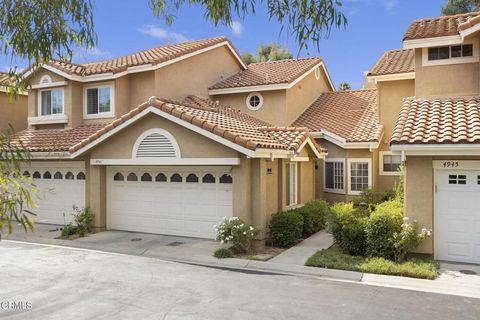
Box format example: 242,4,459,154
135,133,178,158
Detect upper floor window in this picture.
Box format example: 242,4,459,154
40,89,64,116
246,92,263,110
85,85,114,118
423,42,477,66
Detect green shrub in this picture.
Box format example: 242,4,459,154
353,188,394,210
329,203,368,256
365,199,403,260
394,219,430,262
61,224,78,237
269,210,304,247
215,217,258,253
213,248,234,259
72,206,94,237
296,200,329,237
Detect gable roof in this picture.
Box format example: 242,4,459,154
368,49,415,76
208,57,334,93
24,37,246,81
391,96,480,145
404,11,480,41
292,89,383,144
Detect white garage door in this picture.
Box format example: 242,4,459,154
436,170,480,264
22,162,86,225
107,167,233,239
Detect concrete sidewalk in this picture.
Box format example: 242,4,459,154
269,230,334,265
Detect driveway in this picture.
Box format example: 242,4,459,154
0,241,479,320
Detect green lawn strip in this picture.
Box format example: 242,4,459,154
305,246,439,280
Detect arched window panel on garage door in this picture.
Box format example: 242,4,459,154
186,174,199,183
170,173,182,183
202,174,215,183
113,172,124,181
155,173,167,182
141,173,153,182
65,172,75,180
133,129,181,159
219,174,233,184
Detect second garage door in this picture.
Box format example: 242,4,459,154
107,167,233,239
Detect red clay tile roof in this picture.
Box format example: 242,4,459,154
45,37,241,76
391,97,480,144
209,58,323,90
292,89,383,143
10,124,107,152
368,49,415,76
404,12,480,41
65,96,324,155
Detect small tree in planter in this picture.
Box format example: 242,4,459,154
214,217,259,253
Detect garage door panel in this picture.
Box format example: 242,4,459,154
436,169,480,264
108,167,233,238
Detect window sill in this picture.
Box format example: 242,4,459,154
324,189,345,195
28,114,68,125
84,113,115,120
380,171,401,176
284,203,304,211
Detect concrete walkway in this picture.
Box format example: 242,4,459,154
269,230,334,265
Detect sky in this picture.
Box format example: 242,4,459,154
2,0,447,89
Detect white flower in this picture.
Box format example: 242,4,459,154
403,217,409,221
243,231,247,235
220,240,224,244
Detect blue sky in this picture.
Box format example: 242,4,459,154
3,0,446,89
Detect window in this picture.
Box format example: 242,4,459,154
23,171,31,177
113,172,124,181
77,172,86,180
127,173,138,181
448,174,467,185
33,171,41,179
380,152,402,175
155,173,167,182
40,89,64,116
170,173,182,183
141,173,152,182
246,92,263,110
219,174,232,184
348,159,371,194
65,172,75,180
285,163,298,206
202,174,215,183
186,174,199,183
324,160,344,193
427,44,475,62
85,86,113,117
43,171,52,179
54,172,63,180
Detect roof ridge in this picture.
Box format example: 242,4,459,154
248,57,321,66
412,11,480,22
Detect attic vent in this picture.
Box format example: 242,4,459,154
40,75,52,84
133,129,181,159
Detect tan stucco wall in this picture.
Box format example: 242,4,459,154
285,68,333,125
155,46,242,101
414,37,480,98
213,90,288,126
89,114,238,159
0,93,28,133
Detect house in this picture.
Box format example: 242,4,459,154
11,37,324,242
388,11,480,264
0,72,28,133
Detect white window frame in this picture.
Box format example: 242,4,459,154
347,158,372,195
83,83,115,119
245,92,264,111
286,162,298,207
379,151,402,176
422,40,479,67
324,158,345,194
37,88,65,117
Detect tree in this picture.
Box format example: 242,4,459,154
241,43,293,64
0,129,37,237
442,0,480,15
338,82,351,91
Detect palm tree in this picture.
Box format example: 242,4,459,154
338,82,351,91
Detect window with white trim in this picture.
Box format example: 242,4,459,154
348,159,371,194
286,162,298,206
86,86,113,116
380,152,402,175
246,92,263,110
428,44,473,61
324,160,344,193
40,89,64,116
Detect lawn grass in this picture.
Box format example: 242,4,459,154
305,246,439,280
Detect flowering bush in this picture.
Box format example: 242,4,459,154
393,217,431,262
214,217,259,253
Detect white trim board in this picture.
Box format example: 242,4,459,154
391,144,480,156
91,158,240,166
23,41,247,83
403,35,463,49
208,61,336,95
367,72,415,83
312,130,380,150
